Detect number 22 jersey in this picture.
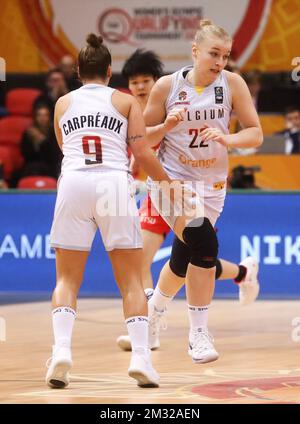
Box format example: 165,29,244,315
158,66,232,195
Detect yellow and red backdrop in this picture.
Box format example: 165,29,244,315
1,0,299,73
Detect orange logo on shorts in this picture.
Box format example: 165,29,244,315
213,181,226,190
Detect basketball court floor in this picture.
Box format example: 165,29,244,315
0,298,300,404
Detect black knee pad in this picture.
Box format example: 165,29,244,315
215,258,222,279
182,217,218,268
169,236,191,278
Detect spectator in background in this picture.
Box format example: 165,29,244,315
59,55,82,91
20,104,62,180
243,69,262,111
282,107,300,154
34,68,68,115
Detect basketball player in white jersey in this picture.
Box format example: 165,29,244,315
116,49,260,352
45,34,178,389
142,20,263,363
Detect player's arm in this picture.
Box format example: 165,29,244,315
54,94,71,150
226,72,263,148
128,97,172,183
143,75,186,147
200,72,263,149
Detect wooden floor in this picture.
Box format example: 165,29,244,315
0,298,300,404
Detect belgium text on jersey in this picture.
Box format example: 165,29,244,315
186,108,225,121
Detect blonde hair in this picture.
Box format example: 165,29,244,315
195,19,232,44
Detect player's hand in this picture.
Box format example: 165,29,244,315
200,124,231,147
163,108,186,132
167,180,202,219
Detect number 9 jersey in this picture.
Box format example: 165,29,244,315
59,84,129,173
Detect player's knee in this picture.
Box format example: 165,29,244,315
169,256,188,278
169,236,191,278
56,278,81,295
182,217,218,269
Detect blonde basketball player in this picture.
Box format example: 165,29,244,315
46,34,176,389
142,20,263,363
116,49,260,352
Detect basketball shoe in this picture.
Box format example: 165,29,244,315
148,302,167,350
46,345,72,388
238,257,259,305
128,348,160,387
188,328,219,364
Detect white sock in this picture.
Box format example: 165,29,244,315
52,306,76,348
150,287,173,312
126,316,149,354
188,304,209,331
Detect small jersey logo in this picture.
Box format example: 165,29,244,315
175,90,190,106
214,86,223,104
213,181,226,190
179,90,187,101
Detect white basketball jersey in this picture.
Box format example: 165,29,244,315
59,84,129,173
159,66,232,195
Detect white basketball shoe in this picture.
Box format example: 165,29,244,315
148,301,167,350
238,256,260,305
188,328,219,364
46,345,72,389
128,348,160,388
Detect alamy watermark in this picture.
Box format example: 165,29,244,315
0,57,6,81
95,178,205,226
291,57,300,82
0,317,6,342
291,317,300,342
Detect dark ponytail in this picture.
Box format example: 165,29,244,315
78,33,111,80
86,33,103,48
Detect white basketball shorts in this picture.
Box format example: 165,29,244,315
50,170,142,251
148,179,225,229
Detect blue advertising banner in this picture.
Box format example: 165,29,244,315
0,192,299,299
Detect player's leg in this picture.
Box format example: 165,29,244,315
116,229,164,351
153,242,258,304
46,248,89,388
141,229,165,290
147,183,218,362
109,248,159,387
173,215,219,363
117,196,168,351
46,171,97,388
99,175,159,387
216,258,239,280
148,215,218,362
139,195,169,291
149,247,259,349
109,248,147,318
52,248,89,310
147,237,186,349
